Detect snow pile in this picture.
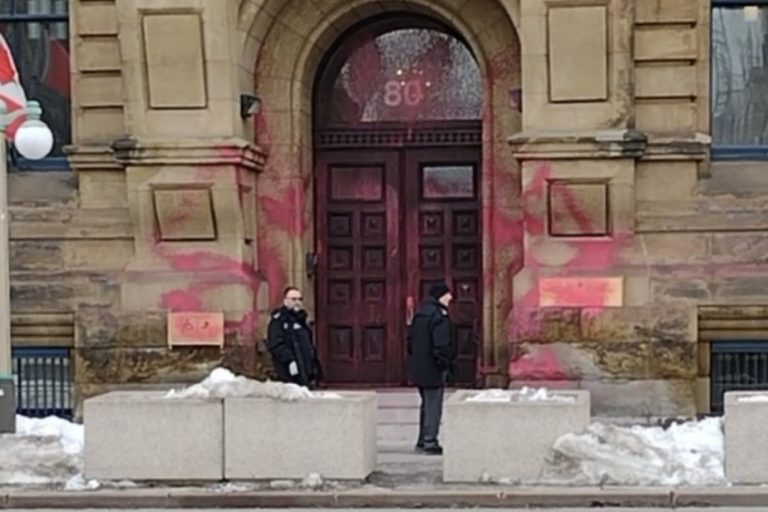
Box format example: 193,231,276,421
165,367,342,400
737,394,768,402
546,417,725,486
1,415,84,486
467,387,576,403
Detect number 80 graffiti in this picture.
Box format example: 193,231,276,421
384,79,425,107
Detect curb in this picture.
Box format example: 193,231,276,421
673,487,768,508
0,488,675,509
4,487,768,508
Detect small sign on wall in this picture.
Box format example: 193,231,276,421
167,312,225,348
538,277,623,307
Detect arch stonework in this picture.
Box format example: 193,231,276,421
247,0,522,384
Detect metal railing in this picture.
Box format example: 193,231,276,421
12,346,74,419
710,341,768,414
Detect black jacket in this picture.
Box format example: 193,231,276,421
266,307,322,387
406,297,455,388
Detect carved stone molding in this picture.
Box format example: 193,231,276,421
112,138,266,173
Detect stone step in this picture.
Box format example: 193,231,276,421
373,390,449,446
375,390,421,408
378,423,419,445
377,405,420,424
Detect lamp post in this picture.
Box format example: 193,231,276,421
0,99,54,433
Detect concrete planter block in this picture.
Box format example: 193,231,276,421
725,391,768,484
224,392,377,480
443,389,590,483
84,391,223,481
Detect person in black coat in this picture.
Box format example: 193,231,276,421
266,286,323,388
407,281,455,455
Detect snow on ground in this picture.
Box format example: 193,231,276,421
467,387,577,403
165,367,343,400
0,415,86,487
545,417,725,486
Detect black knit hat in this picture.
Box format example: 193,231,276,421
429,281,451,300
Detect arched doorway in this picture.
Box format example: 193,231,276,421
313,15,483,386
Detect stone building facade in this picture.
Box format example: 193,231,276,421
5,0,768,416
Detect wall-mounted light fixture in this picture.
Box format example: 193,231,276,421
240,94,261,120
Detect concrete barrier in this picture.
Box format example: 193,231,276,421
84,391,223,481
224,391,377,480
443,389,590,483
725,391,768,484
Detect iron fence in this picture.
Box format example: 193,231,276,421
710,341,768,414
12,346,74,419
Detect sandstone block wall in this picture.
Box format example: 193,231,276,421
10,0,768,416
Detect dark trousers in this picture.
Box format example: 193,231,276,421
271,356,311,388
417,386,445,447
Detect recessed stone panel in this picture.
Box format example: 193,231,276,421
142,13,207,109
547,5,608,102
636,0,698,23
548,181,609,236
635,26,697,61
153,188,216,241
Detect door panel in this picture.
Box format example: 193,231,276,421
405,148,482,386
315,145,482,386
315,150,403,384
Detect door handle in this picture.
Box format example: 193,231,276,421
406,296,415,326
305,252,318,279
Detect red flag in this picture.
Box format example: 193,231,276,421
43,37,70,98
0,34,28,139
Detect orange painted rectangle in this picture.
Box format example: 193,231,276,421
168,311,225,347
538,277,623,307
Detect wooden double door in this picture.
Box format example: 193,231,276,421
315,144,482,386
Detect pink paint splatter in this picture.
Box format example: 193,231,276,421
507,162,634,379
260,184,308,237
161,289,204,312
509,345,569,380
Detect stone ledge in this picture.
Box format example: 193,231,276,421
65,145,122,172
112,138,266,172
510,130,711,161
642,133,711,161
510,130,647,160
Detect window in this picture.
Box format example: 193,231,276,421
316,20,482,128
712,1,768,158
0,0,70,166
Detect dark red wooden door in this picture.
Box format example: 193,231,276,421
315,145,481,386
405,148,482,385
315,150,403,384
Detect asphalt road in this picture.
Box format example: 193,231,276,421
4,508,760,511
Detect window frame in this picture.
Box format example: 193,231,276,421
711,0,768,160
0,0,70,172
711,0,768,159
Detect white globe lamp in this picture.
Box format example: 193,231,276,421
15,118,54,160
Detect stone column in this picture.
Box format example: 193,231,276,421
67,0,272,411
509,0,706,416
